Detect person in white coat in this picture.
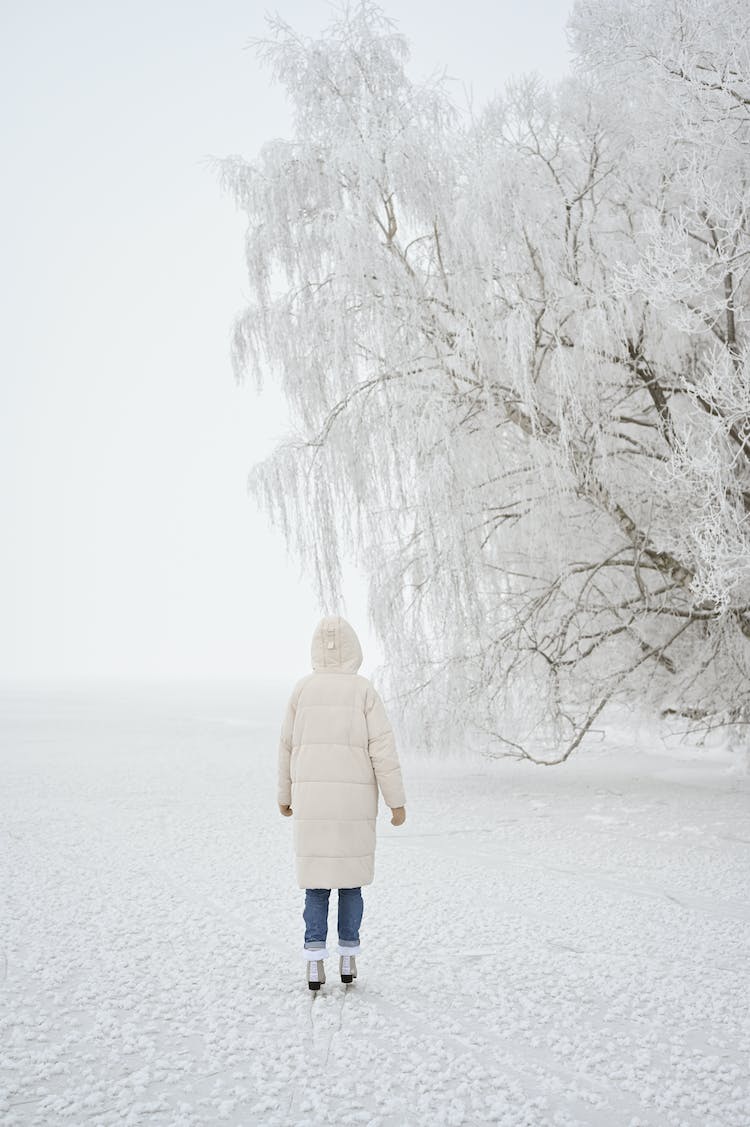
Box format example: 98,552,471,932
277,615,406,989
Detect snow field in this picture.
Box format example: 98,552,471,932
1,682,748,1126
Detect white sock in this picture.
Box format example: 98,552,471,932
303,948,330,961
336,944,361,957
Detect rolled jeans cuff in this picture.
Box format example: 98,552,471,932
303,945,329,960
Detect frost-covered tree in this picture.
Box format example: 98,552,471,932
215,0,750,762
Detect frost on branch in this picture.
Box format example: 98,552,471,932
214,0,750,761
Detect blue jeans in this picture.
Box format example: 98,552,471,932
303,887,363,949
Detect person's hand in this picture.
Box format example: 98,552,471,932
390,806,406,826
279,803,293,817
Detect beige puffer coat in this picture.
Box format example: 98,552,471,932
277,616,406,890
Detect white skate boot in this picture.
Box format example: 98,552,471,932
337,945,360,984
304,948,328,991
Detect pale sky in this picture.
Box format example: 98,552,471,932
1,0,574,681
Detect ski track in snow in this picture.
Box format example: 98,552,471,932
1,683,749,1127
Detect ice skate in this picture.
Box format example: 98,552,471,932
339,952,357,984
305,950,327,991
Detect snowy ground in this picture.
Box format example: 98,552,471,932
1,681,749,1127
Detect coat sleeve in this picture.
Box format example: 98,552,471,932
365,686,406,808
277,688,296,806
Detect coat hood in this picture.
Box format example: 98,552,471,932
311,615,363,674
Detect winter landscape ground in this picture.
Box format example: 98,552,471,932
1,681,749,1127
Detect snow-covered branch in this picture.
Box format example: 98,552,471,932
217,0,750,759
